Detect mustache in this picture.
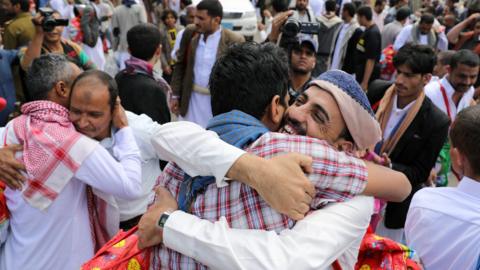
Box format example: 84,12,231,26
282,116,307,136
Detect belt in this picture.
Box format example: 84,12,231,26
119,214,142,231
193,84,210,95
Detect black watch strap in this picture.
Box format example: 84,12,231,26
157,212,171,229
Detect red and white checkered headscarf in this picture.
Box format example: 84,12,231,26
4,101,98,210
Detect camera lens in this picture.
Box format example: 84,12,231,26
283,18,300,37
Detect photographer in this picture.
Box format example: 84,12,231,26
19,9,95,74
291,0,316,23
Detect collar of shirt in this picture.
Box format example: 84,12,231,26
441,75,475,107
392,93,415,113
199,27,222,45
99,127,118,150
457,176,480,199
15,12,31,19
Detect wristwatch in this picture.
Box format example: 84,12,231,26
157,211,172,229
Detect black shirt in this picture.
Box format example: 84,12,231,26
115,71,171,124
354,24,381,83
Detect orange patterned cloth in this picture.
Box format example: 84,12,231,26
82,226,150,270
355,227,421,270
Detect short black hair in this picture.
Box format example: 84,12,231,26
271,0,289,12
356,5,373,21
437,50,455,65
196,0,223,19
419,13,435,24
210,42,289,120
450,49,480,69
325,0,336,12
127,23,161,61
161,9,178,23
343,3,356,17
70,70,118,112
393,44,436,74
10,0,30,12
396,7,411,21
374,0,385,7
450,105,480,176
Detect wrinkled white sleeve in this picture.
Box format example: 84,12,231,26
76,127,143,199
437,31,448,51
393,26,409,51
171,29,185,62
151,121,245,187
163,196,374,270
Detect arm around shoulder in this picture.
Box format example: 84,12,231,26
362,161,411,202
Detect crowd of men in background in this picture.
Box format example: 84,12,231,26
0,0,480,269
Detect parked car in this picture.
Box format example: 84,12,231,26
193,0,258,40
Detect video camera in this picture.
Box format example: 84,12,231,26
279,18,320,50
282,18,320,36
38,7,69,32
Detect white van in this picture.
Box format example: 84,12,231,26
193,0,258,40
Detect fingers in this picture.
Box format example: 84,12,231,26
302,188,314,205
294,153,313,174
0,162,26,185
288,209,304,221
5,144,23,152
289,205,309,221
0,172,23,190
155,186,170,198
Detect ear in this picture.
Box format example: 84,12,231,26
55,81,70,99
268,95,284,126
335,139,354,154
156,44,162,56
446,65,452,74
214,16,221,25
422,73,432,85
450,146,464,176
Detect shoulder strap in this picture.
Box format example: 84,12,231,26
439,82,452,120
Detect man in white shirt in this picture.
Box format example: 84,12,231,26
329,3,362,72
169,0,245,128
424,49,479,121
405,105,480,269
424,50,479,187
372,0,387,31
0,54,144,270
393,13,448,51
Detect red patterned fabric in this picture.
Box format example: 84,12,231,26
380,45,397,81
5,100,98,210
152,132,368,269
81,226,151,270
0,182,8,224
355,227,421,270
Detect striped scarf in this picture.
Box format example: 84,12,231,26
375,85,425,155
177,110,269,212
